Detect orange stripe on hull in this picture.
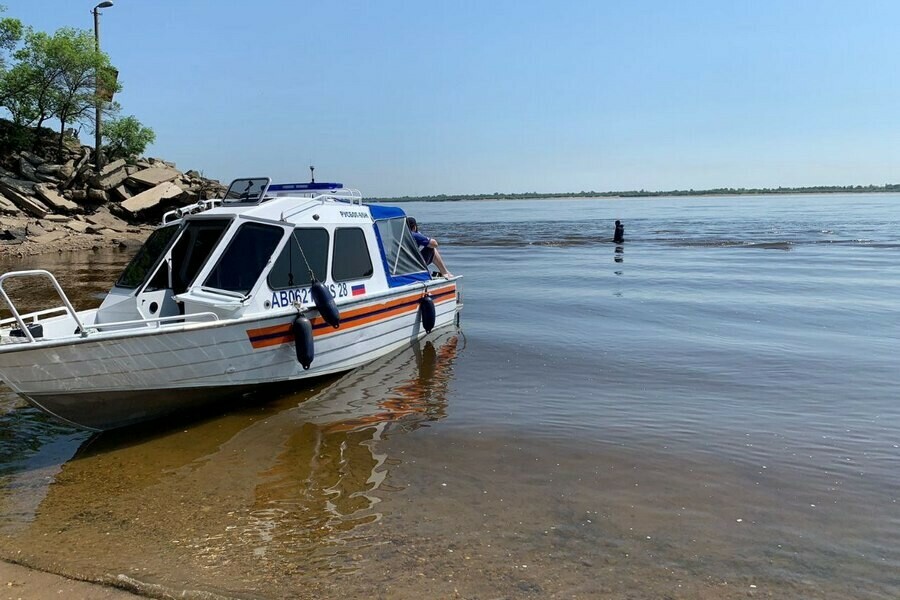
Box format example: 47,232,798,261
247,284,457,350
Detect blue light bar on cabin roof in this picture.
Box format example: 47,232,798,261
268,182,343,192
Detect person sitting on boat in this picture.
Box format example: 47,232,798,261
406,217,453,278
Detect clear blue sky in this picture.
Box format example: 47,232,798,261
4,1,899,197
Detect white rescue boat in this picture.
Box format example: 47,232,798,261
0,177,462,430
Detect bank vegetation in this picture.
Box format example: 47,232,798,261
0,6,224,258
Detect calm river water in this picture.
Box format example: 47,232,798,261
0,194,897,599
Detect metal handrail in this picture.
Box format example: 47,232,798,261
0,270,86,342
161,199,223,224
329,188,363,203
0,271,222,343
0,306,70,327
93,311,219,332
279,190,366,221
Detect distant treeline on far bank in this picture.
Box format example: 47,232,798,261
375,183,900,203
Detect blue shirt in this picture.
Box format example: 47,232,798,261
411,230,430,249
411,230,434,264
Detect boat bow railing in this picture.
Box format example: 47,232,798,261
0,270,220,343
0,270,87,342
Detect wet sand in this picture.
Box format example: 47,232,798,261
0,560,142,599
0,406,888,599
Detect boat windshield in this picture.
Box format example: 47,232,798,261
223,177,270,203
203,222,284,294
115,223,180,289
169,219,232,294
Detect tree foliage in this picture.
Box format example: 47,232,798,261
0,10,141,160
103,115,155,160
0,6,24,70
13,28,121,158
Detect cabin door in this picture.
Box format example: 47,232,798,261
136,257,180,320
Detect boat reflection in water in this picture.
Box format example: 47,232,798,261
234,327,462,547
0,329,463,594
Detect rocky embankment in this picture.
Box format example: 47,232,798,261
0,129,225,258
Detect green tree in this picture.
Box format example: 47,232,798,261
102,114,155,160
0,62,39,125
0,5,24,114
6,27,120,159
0,38,61,132
47,28,119,160
0,5,24,70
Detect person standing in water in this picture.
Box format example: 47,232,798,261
613,220,625,244
407,217,453,278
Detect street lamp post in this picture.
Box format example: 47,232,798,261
92,1,113,170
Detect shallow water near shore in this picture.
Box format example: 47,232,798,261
0,193,898,599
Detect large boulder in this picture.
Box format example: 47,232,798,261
34,183,81,213
62,148,92,189
112,184,132,201
18,157,42,183
119,181,183,216
148,157,176,169
0,194,21,216
90,158,128,190
87,188,109,203
20,151,45,166
36,163,63,176
0,177,35,196
0,178,49,218
58,160,76,180
85,206,130,233
65,219,91,234
126,166,181,189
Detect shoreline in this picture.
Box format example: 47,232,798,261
0,559,144,599
0,214,151,259
375,189,900,203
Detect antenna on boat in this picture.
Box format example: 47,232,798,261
309,164,315,183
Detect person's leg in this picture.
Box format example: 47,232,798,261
431,248,452,277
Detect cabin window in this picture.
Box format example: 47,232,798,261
268,228,330,290
203,222,284,294
116,223,180,289
168,219,232,294
332,228,374,282
144,258,170,292
375,217,427,276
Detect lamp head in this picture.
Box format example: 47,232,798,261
96,1,114,9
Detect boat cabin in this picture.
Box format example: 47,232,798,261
94,177,435,326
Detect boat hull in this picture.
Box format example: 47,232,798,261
24,383,274,430
0,283,459,430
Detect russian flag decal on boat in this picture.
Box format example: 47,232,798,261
351,284,366,296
